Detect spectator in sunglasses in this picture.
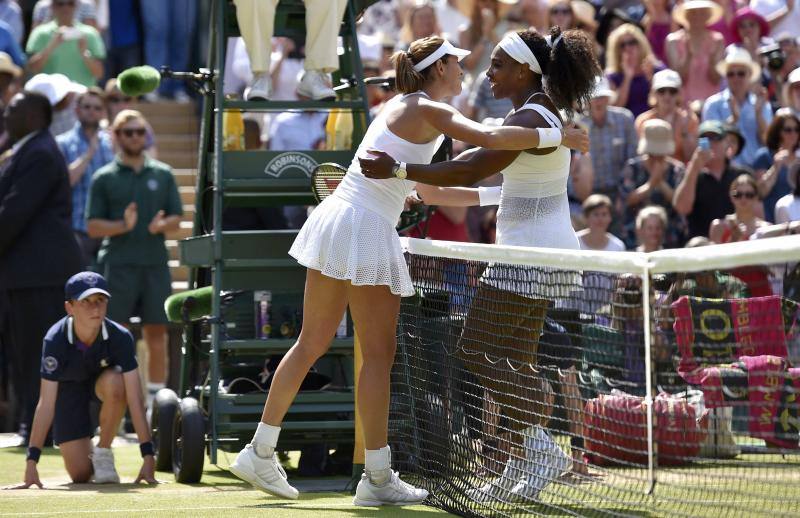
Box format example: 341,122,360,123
636,69,699,163
102,78,158,158
752,109,800,222
709,174,772,296
605,23,665,118
674,120,754,238
702,47,773,167
86,110,182,409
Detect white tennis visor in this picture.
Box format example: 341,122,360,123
412,40,471,72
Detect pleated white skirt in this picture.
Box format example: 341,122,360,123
289,195,415,297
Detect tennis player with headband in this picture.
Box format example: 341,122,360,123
360,26,601,503
228,35,589,507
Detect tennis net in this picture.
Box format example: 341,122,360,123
388,235,800,517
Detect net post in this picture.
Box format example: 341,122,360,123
641,265,657,495
352,330,365,482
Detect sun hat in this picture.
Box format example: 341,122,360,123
637,119,675,156
672,0,724,28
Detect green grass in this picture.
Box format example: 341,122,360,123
2,443,799,517
0,445,449,517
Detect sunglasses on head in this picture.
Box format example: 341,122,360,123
726,70,749,78
731,190,757,199
118,127,146,137
619,39,639,49
656,87,678,95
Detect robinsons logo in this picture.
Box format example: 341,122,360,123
264,152,318,178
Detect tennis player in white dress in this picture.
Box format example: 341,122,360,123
229,35,589,507
360,27,601,503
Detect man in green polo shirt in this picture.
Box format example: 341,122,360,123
26,0,105,87
86,109,181,405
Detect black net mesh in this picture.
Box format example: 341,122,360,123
389,247,800,517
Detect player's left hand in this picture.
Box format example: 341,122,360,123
358,149,396,179
147,210,166,235
134,456,159,484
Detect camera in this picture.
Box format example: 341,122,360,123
759,43,786,72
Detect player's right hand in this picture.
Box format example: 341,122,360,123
5,461,43,489
562,126,589,154
123,202,138,231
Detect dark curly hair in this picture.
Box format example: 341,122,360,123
518,27,601,119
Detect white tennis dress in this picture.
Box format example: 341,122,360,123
289,93,443,296
482,102,581,298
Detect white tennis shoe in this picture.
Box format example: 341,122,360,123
509,427,570,502
466,456,523,503
92,447,120,484
229,444,299,499
353,471,428,506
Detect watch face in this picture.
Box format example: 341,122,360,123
396,168,407,179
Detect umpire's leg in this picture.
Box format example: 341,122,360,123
3,287,65,441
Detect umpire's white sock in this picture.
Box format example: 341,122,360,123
252,422,281,458
365,445,391,486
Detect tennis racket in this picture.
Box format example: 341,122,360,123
310,161,432,234
310,162,348,203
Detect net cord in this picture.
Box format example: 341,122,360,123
401,235,800,274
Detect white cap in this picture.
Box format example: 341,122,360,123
412,39,471,72
652,69,682,90
25,73,86,106
590,76,617,101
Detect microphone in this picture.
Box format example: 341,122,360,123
117,65,161,97
164,286,213,323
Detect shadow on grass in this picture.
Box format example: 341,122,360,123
244,502,445,516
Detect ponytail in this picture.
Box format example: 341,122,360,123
392,50,426,94
391,36,447,94
545,27,601,119
519,27,601,120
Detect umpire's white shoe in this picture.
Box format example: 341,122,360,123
92,447,120,484
229,444,298,499
353,471,428,506
244,73,271,101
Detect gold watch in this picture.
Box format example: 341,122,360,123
393,161,408,180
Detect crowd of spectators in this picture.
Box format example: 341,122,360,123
0,0,190,441
217,0,800,297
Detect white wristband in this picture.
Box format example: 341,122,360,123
537,127,562,148
478,185,502,206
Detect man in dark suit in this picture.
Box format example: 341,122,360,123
0,91,83,442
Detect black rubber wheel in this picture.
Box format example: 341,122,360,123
151,388,179,471
172,397,206,483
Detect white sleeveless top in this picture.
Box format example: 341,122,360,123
333,93,444,224
482,102,581,299
495,103,580,251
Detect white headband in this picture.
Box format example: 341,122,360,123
412,40,470,72
498,32,542,74
498,32,564,76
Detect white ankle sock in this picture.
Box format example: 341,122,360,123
252,422,280,458
365,445,391,485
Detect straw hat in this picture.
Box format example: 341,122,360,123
571,0,598,31
637,119,675,156
672,0,724,28
715,46,761,82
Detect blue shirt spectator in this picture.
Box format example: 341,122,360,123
703,89,773,167
0,0,23,44
581,103,638,197
0,19,24,66
701,47,774,167
57,120,114,233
